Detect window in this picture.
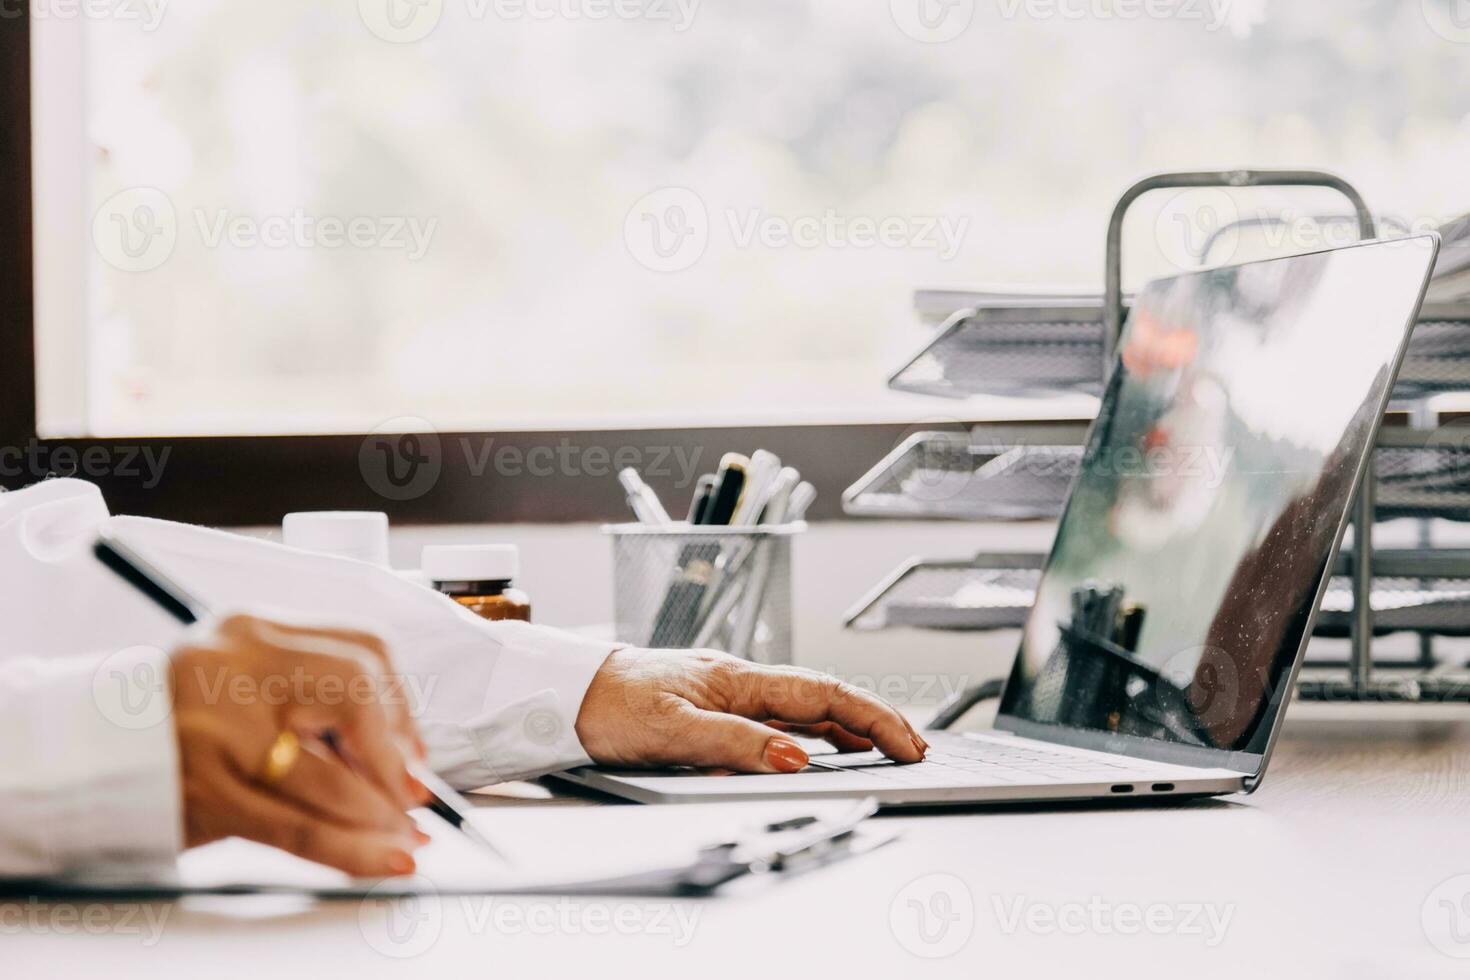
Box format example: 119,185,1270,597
29,1,1470,439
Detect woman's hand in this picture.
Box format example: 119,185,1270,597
574,648,929,773
170,613,432,877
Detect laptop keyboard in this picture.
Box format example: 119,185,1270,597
806,735,1159,786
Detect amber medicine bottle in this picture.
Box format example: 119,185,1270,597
422,544,531,622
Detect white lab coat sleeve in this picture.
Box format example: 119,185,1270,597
407,619,618,788
103,515,620,791
0,645,183,877
0,479,620,805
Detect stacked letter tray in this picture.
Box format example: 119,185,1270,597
842,425,1087,520
845,550,1470,640
844,424,1470,524
890,299,1470,403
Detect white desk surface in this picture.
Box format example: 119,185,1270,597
9,705,1470,979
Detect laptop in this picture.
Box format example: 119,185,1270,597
559,234,1441,807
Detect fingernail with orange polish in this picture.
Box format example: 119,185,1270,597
387,851,416,876
764,737,809,773
406,773,431,804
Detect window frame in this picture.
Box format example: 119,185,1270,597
0,9,1070,526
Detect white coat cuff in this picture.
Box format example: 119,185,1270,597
16,647,182,874
425,625,617,789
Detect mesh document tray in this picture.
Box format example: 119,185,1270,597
845,550,1470,637
1391,303,1470,400
845,426,1470,524
843,554,1042,632
1375,439,1470,521
887,302,1108,399
890,300,1470,402
842,425,1087,520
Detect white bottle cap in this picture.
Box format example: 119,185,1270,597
422,544,519,583
282,512,391,567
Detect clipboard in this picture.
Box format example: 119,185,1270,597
1,798,894,901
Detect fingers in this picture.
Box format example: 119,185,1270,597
729,665,927,763
673,707,812,774
215,615,423,809
237,618,425,756
212,760,426,878
298,693,420,812
271,741,423,837
767,720,873,753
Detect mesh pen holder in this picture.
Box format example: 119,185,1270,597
605,523,804,664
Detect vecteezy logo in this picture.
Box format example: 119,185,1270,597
889,873,975,958
888,418,975,506
1154,188,1241,272
92,187,178,273
1424,874,1470,957
623,187,710,273
1423,0,1470,43
359,877,443,958
359,416,443,502
889,0,975,43
91,646,172,731
1156,644,1239,731
359,0,444,43
523,708,564,746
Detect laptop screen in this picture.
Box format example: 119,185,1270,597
996,236,1438,762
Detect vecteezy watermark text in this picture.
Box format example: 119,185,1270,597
0,440,170,489
0,899,170,945
359,418,707,502
994,0,1235,30
624,187,970,273
358,886,701,958
92,188,438,273
91,646,440,732
357,0,700,44
991,895,1235,946
193,209,437,261
814,668,975,706
888,0,1241,44
0,0,168,31
725,209,968,260
889,874,1235,959
1154,192,1452,272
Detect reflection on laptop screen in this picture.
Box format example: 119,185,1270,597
998,237,1437,756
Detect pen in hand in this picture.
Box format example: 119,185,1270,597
92,530,508,863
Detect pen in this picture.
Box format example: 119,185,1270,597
686,474,716,525
618,467,671,525
787,481,817,522
92,531,508,862
684,454,750,635
731,450,780,527
700,453,749,527
728,466,802,660
648,454,748,647
756,467,800,528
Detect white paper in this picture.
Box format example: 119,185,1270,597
175,798,875,894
